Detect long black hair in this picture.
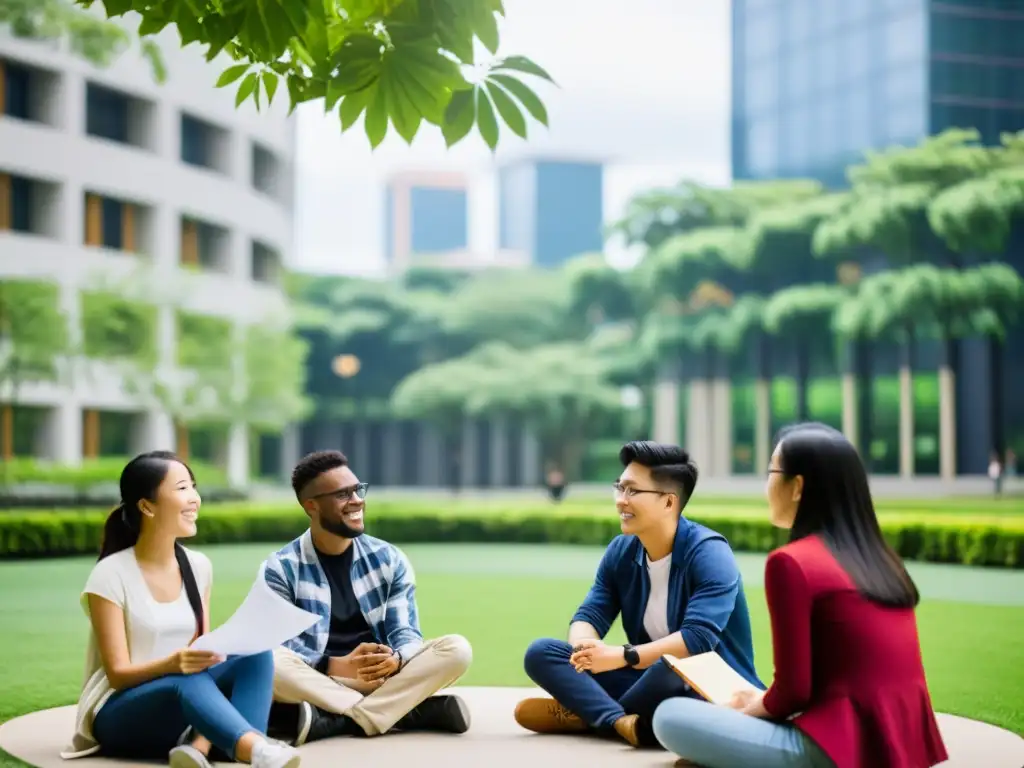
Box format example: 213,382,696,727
99,450,205,634
775,422,920,609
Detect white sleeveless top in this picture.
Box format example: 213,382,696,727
61,546,212,759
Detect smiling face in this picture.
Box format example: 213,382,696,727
301,464,367,539
614,461,678,536
139,459,201,539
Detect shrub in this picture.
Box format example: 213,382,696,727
0,456,228,491
0,502,1021,568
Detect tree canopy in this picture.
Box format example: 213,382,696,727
4,0,556,150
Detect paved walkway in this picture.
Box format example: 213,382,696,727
2,687,1022,768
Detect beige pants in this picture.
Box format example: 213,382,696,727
271,635,473,736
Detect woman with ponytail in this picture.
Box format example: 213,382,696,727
62,451,301,768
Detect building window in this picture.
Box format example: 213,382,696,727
180,217,228,271
747,118,779,177
1,60,31,120
251,144,281,197
251,241,280,283
181,114,227,172
884,9,926,67
86,84,129,143
745,57,779,114
83,193,139,252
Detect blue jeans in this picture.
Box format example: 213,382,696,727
653,697,835,768
523,638,693,733
93,652,275,760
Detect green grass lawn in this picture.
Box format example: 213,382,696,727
1,543,1022,767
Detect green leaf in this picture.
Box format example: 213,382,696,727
204,16,240,62
473,6,500,54
383,73,422,144
137,14,170,37
496,55,555,84
442,88,475,147
436,20,475,64
262,71,279,104
236,71,258,107
339,85,376,132
475,89,498,150
175,8,204,46
216,63,250,87
489,74,548,126
485,81,526,138
364,85,389,148
290,39,315,68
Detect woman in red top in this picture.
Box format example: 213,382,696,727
652,422,948,768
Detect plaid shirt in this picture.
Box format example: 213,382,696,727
262,529,423,669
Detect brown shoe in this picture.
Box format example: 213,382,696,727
613,714,640,747
514,697,587,734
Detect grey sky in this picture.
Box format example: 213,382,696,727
291,0,731,275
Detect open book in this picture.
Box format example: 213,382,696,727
662,652,759,705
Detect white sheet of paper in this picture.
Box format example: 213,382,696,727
190,563,320,657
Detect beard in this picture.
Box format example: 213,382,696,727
320,514,364,539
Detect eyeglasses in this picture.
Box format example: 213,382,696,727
613,482,669,500
309,482,369,503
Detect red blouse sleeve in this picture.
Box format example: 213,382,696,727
762,549,814,718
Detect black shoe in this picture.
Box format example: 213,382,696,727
298,702,366,745
395,695,471,734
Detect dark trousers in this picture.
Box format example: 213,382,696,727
523,638,693,735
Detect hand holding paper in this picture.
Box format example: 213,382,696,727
190,563,320,657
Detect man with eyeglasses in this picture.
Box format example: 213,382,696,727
513,440,762,748
261,450,473,745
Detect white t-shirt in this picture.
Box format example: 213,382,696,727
642,553,673,641
61,546,212,759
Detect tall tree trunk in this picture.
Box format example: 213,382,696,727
841,340,858,450
856,338,874,470
709,347,732,477
652,359,682,446
753,335,772,474
795,340,810,422
938,335,958,480
899,334,915,478
686,351,712,472
989,335,1005,456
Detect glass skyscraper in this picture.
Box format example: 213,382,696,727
730,0,1024,474
732,0,1024,186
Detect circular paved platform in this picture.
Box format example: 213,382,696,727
2,687,1022,767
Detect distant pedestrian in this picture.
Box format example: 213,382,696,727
988,451,1003,497
546,464,566,503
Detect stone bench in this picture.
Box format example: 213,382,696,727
2,687,1022,767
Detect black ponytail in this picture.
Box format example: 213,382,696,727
98,503,141,561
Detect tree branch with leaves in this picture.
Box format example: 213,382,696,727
82,0,553,150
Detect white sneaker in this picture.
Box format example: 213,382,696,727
168,745,212,768
251,739,301,768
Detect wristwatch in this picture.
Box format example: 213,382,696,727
622,643,640,667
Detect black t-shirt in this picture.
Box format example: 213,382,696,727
315,545,377,670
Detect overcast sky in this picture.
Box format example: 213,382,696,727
291,0,732,276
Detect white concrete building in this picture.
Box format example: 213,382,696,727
0,22,296,487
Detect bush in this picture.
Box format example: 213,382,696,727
0,502,1021,568
0,456,230,495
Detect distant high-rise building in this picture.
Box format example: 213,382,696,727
731,0,1024,187
730,0,1024,475
384,171,468,268
498,158,604,267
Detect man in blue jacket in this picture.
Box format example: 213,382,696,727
514,440,762,747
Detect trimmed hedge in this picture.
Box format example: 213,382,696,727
1,502,1021,568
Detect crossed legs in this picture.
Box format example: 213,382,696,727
270,635,473,740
